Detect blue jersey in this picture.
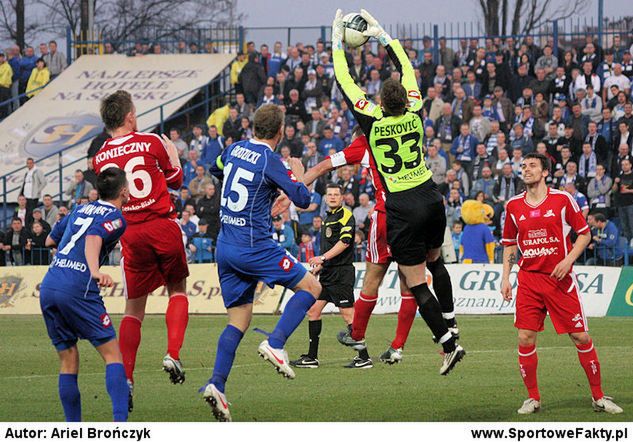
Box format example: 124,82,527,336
41,201,127,295
213,139,311,247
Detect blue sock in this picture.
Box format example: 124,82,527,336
58,374,81,422
269,290,315,349
210,325,244,393
105,363,129,422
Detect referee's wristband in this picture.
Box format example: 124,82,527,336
320,255,327,263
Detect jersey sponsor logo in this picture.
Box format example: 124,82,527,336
521,246,558,258
355,99,369,110
528,228,547,238
529,209,541,218
544,209,555,217
51,257,88,273
278,256,295,272
100,313,112,328
286,169,298,183
122,198,156,212
220,213,247,226
522,236,560,247
102,218,123,233
407,90,421,100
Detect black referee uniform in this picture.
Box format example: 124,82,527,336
319,206,355,308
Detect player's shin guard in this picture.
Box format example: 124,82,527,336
210,325,244,393
58,374,81,422
269,290,315,349
307,320,322,359
351,292,378,341
391,294,417,349
576,340,604,400
119,315,142,382
518,345,540,401
410,283,455,353
166,294,189,360
105,363,129,422
426,258,456,326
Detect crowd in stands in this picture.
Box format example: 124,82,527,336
4,31,633,266
0,41,67,119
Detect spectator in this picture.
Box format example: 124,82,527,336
239,53,266,104
584,121,608,163
450,221,463,262
65,170,93,209
435,103,461,156
87,127,109,158
278,125,303,158
26,58,49,98
82,157,97,188
196,183,220,240
7,45,21,112
14,194,31,227
535,45,558,77
0,52,12,118
471,143,496,181
426,142,448,184
577,143,598,180
189,124,208,154
179,210,197,240
20,157,46,212
234,92,252,120
445,187,463,228
470,166,496,203
222,107,241,141
469,105,491,142
352,193,373,232
175,187,195,215
494,146,511,175
603,64,631,102
188,165,214,200
510,123,534,155
169,127,189,161
18,46,36,98
30,208,51,233
564,181,590,218
237,116,253,140
587,213,624,266
302,69,323,111
285,89,309,124
4,218,28,266
558,161,587,194
492,86,514,130
587,164,612,211
613,158,633,241
88,188,98,203
256,84,279,108
183,149,199,186
297,184,322,228
580,85,603,124
272,215,296,254
188,219,214,263
510,147,524,178
450,123,478,174
41,194,58,227
43,40,67,79
318,126,343,155
27,220,50,265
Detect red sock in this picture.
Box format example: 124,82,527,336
166,294,189,360
518,344,540,401
391,294,417,349
351,292,377,341
119,315,142,383
576,340,604,400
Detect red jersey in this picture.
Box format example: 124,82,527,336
328,135,386,212
93,131,183,224
501,188,589,274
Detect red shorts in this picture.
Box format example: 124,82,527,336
515,270,588,334
365,210,391,264
120,217,189,299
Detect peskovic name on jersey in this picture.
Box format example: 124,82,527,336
373,118,419,137
230,145,261,165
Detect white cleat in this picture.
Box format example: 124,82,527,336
257,340,296,379
202,384,232,422
517,398,541,414
592,396,623,414
439,344,466,375
379,347,403,365
162,354,185,384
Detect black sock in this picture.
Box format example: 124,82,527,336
308,320,322,359
410,283,455,353
347,323,353,333
427,258,455,316
445,317,457,328
358,348,370,360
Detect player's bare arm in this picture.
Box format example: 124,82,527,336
85,235,113,288
550,231,591,281
271,193,291,217
304,158,334,187
160,134,182,169
501,245,517,301
287,157,305,182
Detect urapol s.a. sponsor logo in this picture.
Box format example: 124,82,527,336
21,114,103,157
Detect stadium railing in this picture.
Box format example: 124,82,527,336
0,85,49,123
0,67,232,229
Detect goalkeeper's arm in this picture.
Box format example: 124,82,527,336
384,39,423,113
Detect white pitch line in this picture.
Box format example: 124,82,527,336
2,345,630,381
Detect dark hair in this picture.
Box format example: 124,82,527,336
100,90,134,131
97,167,128,201
593,213,607,223
352,125,364,139
524,152,550,174
253,104,284,139
326,183,342,193
380,79,408,116
170,127,181,134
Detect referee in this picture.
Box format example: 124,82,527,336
291,184,371,369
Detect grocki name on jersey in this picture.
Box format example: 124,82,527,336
522,246,559,258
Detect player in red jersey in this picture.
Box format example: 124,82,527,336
303,126,458,365
501,152,623,415
94,91,190,411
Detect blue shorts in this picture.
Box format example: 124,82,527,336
40,287,116,351
216,241,307,309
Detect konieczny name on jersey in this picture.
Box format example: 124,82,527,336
230,146,262,165
373,118,420,137
94,142,152,163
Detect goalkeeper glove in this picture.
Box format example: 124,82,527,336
360,9,392,46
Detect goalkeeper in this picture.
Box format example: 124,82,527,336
332,9,465,375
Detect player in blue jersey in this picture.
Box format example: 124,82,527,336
39,168,130,422
200,104,322,422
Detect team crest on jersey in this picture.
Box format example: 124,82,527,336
529,209,541,218
102,218,123,233
100,313,112,328
544,209,555,217
325,227,332,238
20,114,103,157
407,90,421,100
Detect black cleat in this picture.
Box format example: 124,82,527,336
127,380,134,413
344,356,373,369
290,354,320,368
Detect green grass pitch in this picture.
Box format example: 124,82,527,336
0,314,631,422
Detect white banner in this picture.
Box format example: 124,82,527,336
281,264,620,317
0,53,234,199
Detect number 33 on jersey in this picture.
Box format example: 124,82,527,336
93,132,183,224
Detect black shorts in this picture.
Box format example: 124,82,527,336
318,265,355,308
385,180,446,266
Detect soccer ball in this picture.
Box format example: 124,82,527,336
342,13,369,48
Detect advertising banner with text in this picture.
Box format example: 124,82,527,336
0,53,234,199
